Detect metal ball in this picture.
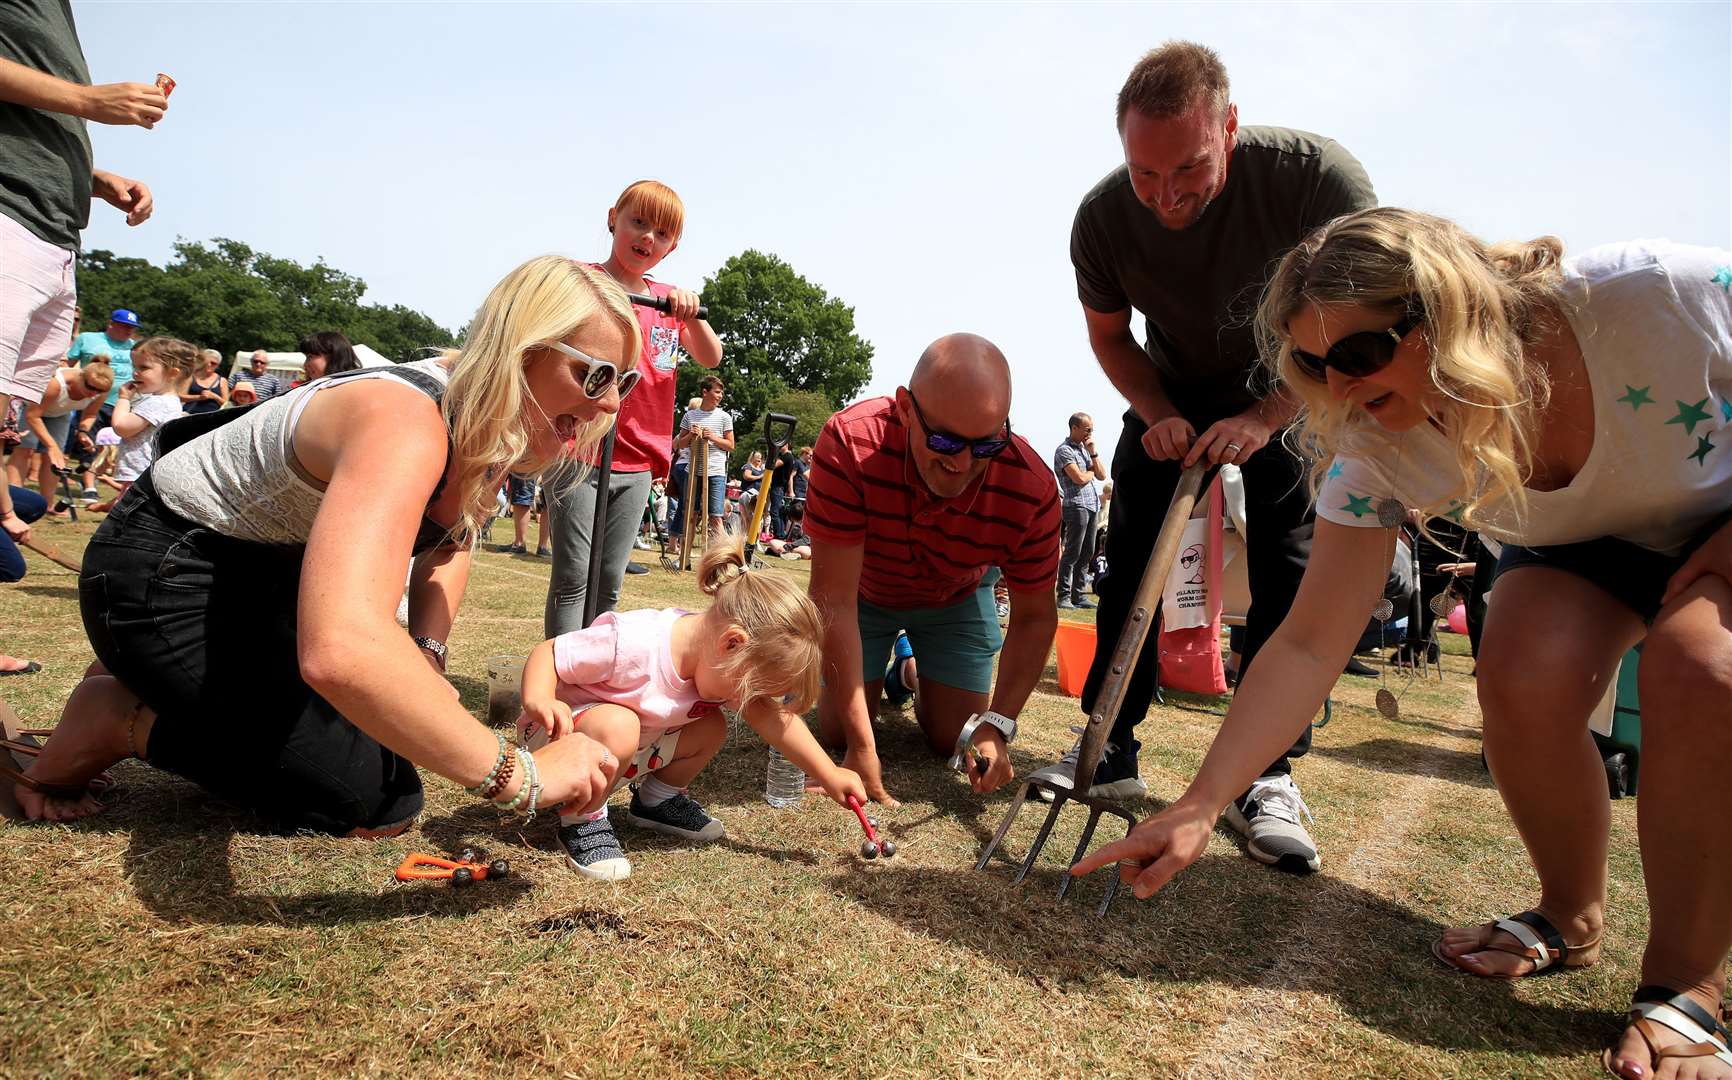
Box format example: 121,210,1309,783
451,867,475,887
878,840,897,858
458,847,479,865
488,859,510,879
859,840,879,860
867,817,879,830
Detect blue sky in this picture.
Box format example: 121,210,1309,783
75,1,1730,468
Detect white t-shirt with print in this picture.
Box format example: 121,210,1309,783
1317,240,1732,554
113,392,187,482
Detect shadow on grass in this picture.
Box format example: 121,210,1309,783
12,583,79,601
1309,737,1494,789
52,772,531,926
832,857,1607,1059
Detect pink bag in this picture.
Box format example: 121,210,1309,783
1157,475,1228,696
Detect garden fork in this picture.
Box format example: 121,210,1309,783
976,462,1206,915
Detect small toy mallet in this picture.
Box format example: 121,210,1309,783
845,794,896,859
394,850,510,887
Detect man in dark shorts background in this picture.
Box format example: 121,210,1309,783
1043,40,1375,874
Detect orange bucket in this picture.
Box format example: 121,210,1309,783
1053,621,1097,698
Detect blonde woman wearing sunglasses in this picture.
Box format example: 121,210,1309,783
1078,207,1732,1079
11,257,642,843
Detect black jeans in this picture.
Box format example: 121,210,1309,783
79,472,423,834
1059,504,1098,602
1082,412,1313,779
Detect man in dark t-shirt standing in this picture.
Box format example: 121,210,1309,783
1043,41,1374,875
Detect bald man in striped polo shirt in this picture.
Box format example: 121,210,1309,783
805,334,1062,806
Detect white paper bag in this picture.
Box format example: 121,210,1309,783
1161,517,1212,630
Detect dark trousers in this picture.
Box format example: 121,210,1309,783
78,473,424,834
1059,505,1098,602
769,487,788,539
1,484,47,582
1082,412,1313,779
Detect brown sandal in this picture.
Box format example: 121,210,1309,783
1431,909,1601,978
0,703,115,819
1604,986,1732,1076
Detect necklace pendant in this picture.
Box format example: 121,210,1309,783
1376,497,1407,529
1429,590,1459,618
1375,687,1400,719
1371,598,1394,623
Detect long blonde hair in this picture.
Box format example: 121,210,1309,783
441,256,641,541
696,532,824,715
1257,207,1565,527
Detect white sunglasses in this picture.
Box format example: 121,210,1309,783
545,340,640,400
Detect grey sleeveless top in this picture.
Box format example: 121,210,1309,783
151,360,452,545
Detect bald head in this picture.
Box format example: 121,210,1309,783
908,333,1011,423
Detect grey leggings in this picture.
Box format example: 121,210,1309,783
543,464,653,637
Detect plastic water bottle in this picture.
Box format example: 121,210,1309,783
764,746,805,808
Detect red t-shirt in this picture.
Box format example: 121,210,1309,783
804,396,1061,609
607,274,687,476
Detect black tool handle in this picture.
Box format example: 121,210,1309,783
765,412,797,455
626,292,709,321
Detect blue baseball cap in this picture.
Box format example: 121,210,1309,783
109,309,141,327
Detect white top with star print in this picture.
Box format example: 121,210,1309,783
1318,240,1732,554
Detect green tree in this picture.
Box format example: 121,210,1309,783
75,239,456,365
728,388,835,473
677,250,872,454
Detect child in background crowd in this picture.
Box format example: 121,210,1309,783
87,337,196,512
519,533,864,880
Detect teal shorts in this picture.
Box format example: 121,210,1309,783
858,569,1002,694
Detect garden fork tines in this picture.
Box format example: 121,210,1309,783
975,462,1206,915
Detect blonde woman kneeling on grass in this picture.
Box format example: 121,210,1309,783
518,532,865,880
8,257,638,838
1076,208,1732,1079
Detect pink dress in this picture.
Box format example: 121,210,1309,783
551,608,726,752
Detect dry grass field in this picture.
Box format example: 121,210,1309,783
0,515,1652,1077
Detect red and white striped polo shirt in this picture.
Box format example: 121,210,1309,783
804,396,1061,610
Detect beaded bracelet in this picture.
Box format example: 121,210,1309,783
480,745,516,802
464,732,509,795
522,751,543,821
496,748,535,813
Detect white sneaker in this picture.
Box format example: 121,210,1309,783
1029,728,1147,802
1221,773,1320,873
633,537,653,550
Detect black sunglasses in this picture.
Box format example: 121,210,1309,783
907,391,1012,459
1290,307,1424,383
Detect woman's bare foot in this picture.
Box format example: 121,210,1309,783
13,675,148,823
1605,986,1732,1080
1433,907,1603,977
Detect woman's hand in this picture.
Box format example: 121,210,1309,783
532,733,617,816
1663,516,1732,606
518,695,575,741
1070,797,1218,899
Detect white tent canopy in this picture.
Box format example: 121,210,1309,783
233,344,394,381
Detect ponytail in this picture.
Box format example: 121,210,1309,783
696,530,824,713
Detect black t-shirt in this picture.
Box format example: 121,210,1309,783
1071,125,1375,422
770,450,797,492
0,0,93,251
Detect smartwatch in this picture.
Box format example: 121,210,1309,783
948,710,1017,773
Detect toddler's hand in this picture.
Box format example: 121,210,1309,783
518,697,574,741
821,766,868,809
